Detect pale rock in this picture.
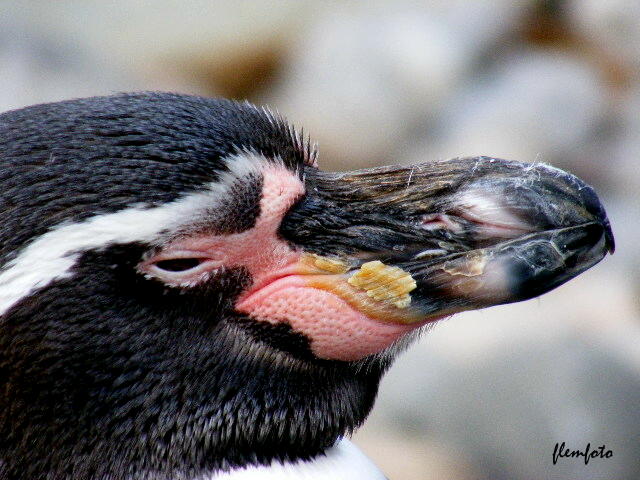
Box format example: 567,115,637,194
406,50,608,166
267,4,478,169
567,0,640,71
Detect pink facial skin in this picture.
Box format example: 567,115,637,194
237,275,425,361
149,163,428,361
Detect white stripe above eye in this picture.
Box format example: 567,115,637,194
0,152,273,317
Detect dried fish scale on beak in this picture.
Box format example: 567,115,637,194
348,261,416,308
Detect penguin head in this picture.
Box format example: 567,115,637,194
0,92,613,478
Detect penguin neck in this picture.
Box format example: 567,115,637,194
0,289,384,479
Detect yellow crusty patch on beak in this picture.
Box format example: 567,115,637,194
309,254,350,274
348,261,417,309
296,254,424,324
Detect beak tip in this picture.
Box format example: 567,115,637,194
603,219,615,254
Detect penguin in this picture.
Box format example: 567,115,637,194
0,92,614,480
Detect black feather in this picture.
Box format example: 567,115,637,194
0,94,383,480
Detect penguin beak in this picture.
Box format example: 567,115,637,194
279,157,614,324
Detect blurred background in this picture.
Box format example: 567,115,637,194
2,1,638,478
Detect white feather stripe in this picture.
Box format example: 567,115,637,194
0,153,276,317
205,439,386,480
0,202,190,316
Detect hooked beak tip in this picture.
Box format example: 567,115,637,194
603,218,615,254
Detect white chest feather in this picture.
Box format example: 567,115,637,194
204,439,387,480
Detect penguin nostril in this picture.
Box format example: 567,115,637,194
419,214,463,233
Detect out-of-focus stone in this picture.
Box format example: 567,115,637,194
0,19,132,112
607,89,640,197
267,7,460,169
267,1,532,170
0,6,217,112
4,0,307,100
567,0,640,73
405,50,608,169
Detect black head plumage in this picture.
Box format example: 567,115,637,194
0,93,317,256
0,93,378,480
0,92,614,480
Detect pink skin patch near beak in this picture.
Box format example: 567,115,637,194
236,273,428,361
157,163,430,361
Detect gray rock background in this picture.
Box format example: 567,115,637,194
1,1,638,479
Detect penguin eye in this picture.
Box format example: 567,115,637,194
154,258,203,272
139,251,223,286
